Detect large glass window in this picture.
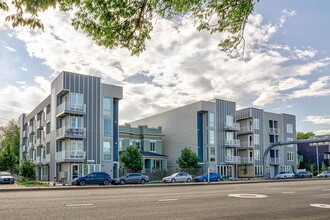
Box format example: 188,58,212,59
104,119,111,138
103,97,112,115
253,119,259,129
287,124,293,133
150,142,156,152
226,115,233,126
71,116,83,128
209,130,215,144
209,112,215,128
71,93,84,109
254,150,260,161
254,134,260,145
287,152,294,161
226,132,234,142
103,142,111,161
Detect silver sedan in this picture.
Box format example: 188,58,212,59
162,172,192,183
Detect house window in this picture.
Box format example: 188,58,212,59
287,124,293,133
209,112,215,128
254,134,260,145
150,142,156,152
104,119,111,138
287,152,294,161
254,150,260,161
287,137,294,147
226,115,233,127
119,139,123,151
103,97,112,115
103,141,111,161
71,93,84,109
253,119,259,129
255,165,263,176
71,140,83,158
71,116,83,128
209,130,215,145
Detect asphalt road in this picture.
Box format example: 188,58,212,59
0,179,329,220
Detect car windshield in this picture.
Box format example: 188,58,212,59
0,173,11,176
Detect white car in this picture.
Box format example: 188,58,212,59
317,171,330,178
162,172,192,183
275,171,295,179
0,172,15,184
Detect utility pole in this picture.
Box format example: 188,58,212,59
316,143,319,173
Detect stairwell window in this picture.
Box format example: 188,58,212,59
209,112,215,128
103,141,111,161
287,124,293,133
104,119,111,138
103,97,112,115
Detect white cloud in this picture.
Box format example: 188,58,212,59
20,67,28,72
304,116,330,125
278,78,307,91
314,130,330,135
294,48,317,60
4,46,16,52
288,76,330,99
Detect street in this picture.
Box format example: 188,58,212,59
0,179,329,219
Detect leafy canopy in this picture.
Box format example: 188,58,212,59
2,0,258,58
297,132,314,140
119,146,143,172
177,147,200,169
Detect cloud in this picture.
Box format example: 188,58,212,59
314,130,330,135
20,67,28,72
4,46,16,52
304,116,330,125
288,76,330,99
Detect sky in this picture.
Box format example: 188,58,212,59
0,0,329,135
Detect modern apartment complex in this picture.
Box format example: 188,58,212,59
131,99,297,179
18,71,123,183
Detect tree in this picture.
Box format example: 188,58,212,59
2,0,258,58
177,147,200,169
0,119,20,173
119,146,143,172
297,132,314,140
19,156,36,180
321,162,325,173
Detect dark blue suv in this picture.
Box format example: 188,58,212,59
72,172,112,186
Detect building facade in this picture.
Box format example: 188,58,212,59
119,124,167,172
18,71,123,183
131,99,297,179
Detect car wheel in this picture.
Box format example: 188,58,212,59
79,180,86,186
120,180,125,185
140,179,146,184
284,176,287,179
187,178,191,183
103,179,110,185
325,175,328,178
202,178,207,182
217,177,221,182
171,178,176,183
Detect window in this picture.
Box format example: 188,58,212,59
226,132,233,144
287,152,294,161
104,119,111,138
103,142,111,161
254,150,260,161
255,165,263,176
103,97,112,115
150,142,156,152
287,124,293,133
119,139,123,151
209,112,215,128
226,115,233,127
254,134,260,145
287,137,294,147
269,135,275,143
253,119,259,129
71,93,84,109
209,130,215,144
71,116,83,128
71,140,83,158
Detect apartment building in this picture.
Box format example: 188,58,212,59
18,71,123,183
119,124,167,172
236,108,297,178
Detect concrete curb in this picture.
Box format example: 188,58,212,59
1,178,329,192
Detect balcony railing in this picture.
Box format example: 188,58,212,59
34,156,41,164
41,154,50,164
29,126,35,134
56,127,86,140
225,156,240,163
224,122,240,131
56,102,86,117
224,139,240,147
240,157,254,164
270,157,280,164
28,142,34,149
36,120,44,130
240,142,254,149
239,126,253,133
269,128,280,135
56,150,86,161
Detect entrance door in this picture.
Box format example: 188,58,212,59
72,164,78,180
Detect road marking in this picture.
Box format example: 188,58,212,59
66,204,94,207
228,194,267,199
158,199,178,202
282,192,295,194
310,204,330,209
322,189,330,191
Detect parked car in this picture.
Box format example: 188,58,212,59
317,171,330,178
275,171,295,179
162,172,192,183
295,171,312,178
0,172,15,184
72,172,112,186
111,173,149,185
194,172,222,182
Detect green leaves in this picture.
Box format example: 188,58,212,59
119,146,143,172
2,0,257,58
176,147,200,169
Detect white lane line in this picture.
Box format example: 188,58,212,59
322,189,330,191
310,204,330,209
66,203,94,207
158,199,178,202
282,192,295,194
228,194,267,199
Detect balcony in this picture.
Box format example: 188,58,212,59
224,122,240,131
224,139,240,148
36,120,44,130
238,126,253,134
36,138,43,146
56,102,86,117
29,126,35,134
41,154,50,164
28,142,34,150
225,156,241,164
270,157,280,165
239,142,254,149
46,113,51,122
34,156,41,165
56,127,86,140
240,157,254,164
269,128,280,135
55,150,86,161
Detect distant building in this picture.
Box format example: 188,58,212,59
18,71,123,183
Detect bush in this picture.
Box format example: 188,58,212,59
19,157,36,180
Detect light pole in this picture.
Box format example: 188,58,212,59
316,143,319,174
